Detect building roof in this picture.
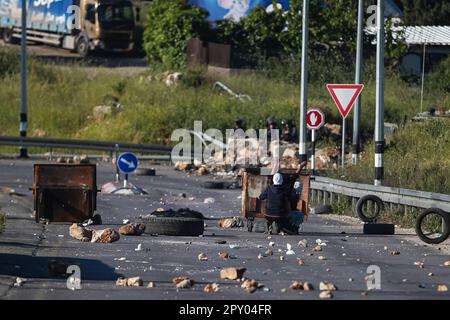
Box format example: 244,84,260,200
404,26,450,46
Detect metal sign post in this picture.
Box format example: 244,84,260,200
298,0,310,163
341,118,346,167
306,109,325,174
374,0,385,186
352,0,364,164
117,152,139,188
19,0,28,158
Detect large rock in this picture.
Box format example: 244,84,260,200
119,223,146,236
69,223,92,242
220,267,246,280
91,228,120,243
92,105,112,121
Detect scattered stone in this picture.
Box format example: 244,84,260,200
269,242,275,247
444,261,450,267
196,166,209,176
218,217,242,228
241,279,262,293
348,278,353,282
69,223,92,242
319,281,338,291
116,277,143,287
319,290,333,299
290,281,304,290
280,256,285,261
390,250,400,255
188,197,195,201
174,161,191,171
265,250,273,256
220,267,246,280
297,258,305,266
119,223,146,236
135,244,142,252
178,193,186,198
414,261,424,268
173,276,194,289
204,197,215,204
198,253,208,261
314,244,322,252
281,288,287,293
361,291,368,296
428,272,434,277
122,219,130,224
257,254,264,260
204,283,219,293
14,277,26,287
303,282,314,291
318,256,327,260
219,252,229,260
437,285,448,292
147,282,155,288
91,228,120,243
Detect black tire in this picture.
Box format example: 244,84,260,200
76,37,89,58
313,204,333,215
363,223,395,235
415,208,450,244
203,181,225,189
134,168,155,176
142,216,204,236
356,195,383,223
2,28,18,44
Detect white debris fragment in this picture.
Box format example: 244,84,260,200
229,244,239,249
135,244,142,252
298,239,308,247
14,277,26,287
123,219,130,224
286,244,295,255
269,242,275,247
204,197,215,204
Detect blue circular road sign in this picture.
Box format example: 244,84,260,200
117,152,139,174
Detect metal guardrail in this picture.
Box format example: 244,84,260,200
310,176,450,213
0,136,172,155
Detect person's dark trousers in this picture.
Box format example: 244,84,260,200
266,217,298,235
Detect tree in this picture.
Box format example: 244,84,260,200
396,0,450,26
143,0,210,69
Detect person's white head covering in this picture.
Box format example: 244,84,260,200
273,173,283,186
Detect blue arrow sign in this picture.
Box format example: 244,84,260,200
117,152,138,174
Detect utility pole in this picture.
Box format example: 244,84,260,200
19,0,28,158
352,0,364,164
298,0,310,163
374,0,385,186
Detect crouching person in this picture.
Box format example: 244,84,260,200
259,173,298,235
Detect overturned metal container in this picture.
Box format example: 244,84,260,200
33,164,97,223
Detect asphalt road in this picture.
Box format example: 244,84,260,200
0,159,449,300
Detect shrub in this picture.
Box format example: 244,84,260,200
143,0,210,69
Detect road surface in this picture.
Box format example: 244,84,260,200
0,159,448,300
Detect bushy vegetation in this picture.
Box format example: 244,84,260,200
143,0,407,72
0,211,5,233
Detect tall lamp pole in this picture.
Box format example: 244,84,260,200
19,0,28,158
298,0,310,163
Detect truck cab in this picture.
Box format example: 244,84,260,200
77,0,135,56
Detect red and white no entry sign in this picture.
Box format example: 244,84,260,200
307,109,325,130
326,84,364,118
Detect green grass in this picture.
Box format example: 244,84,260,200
0,49,448,195
0,210,5,233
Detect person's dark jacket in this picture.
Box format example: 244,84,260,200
259,185,290,218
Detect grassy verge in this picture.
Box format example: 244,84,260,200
0,210,5,233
